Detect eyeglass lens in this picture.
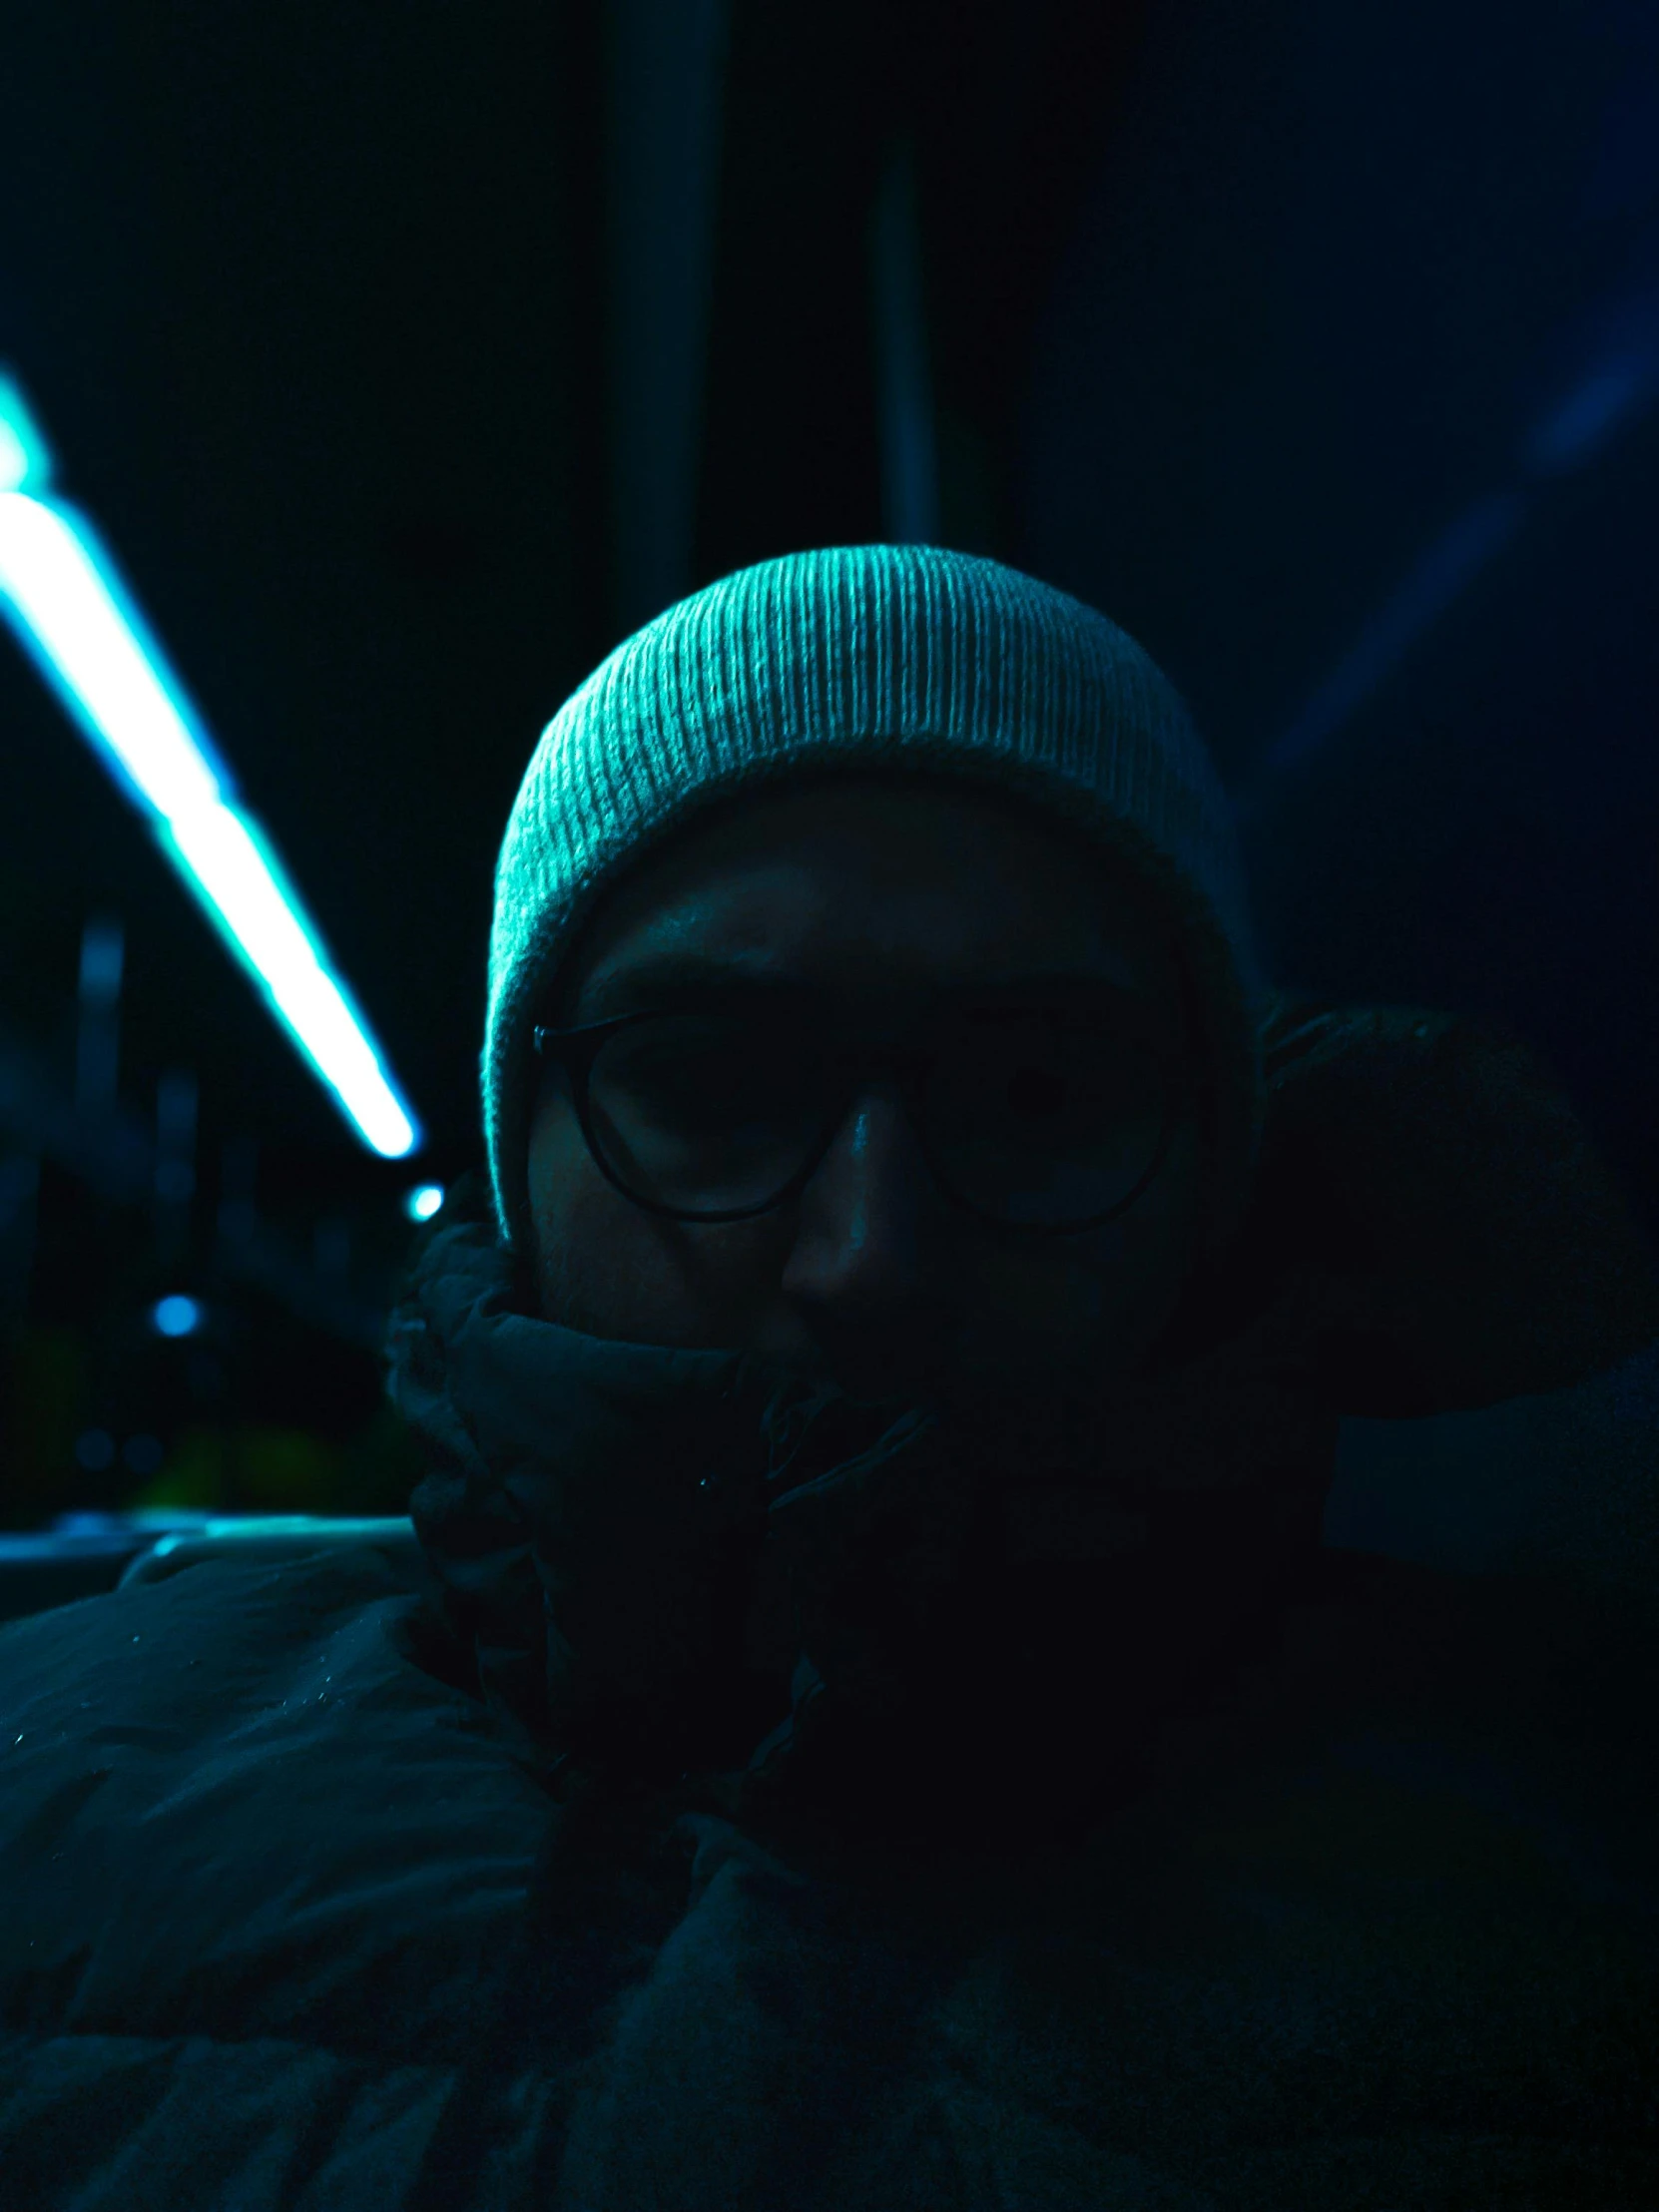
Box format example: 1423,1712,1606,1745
582,1006,1173,1226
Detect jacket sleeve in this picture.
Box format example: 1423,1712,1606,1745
0,2030,485,2211
1186,993,1659,1418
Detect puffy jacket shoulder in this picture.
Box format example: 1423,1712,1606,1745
1174,992,1659,1414
0,1552,569,2209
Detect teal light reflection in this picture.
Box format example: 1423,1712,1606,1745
0,370,421,1159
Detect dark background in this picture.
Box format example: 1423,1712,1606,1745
2,0,1656,1526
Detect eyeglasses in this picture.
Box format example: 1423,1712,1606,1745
532,992,1204,1237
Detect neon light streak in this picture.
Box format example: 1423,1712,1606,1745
0,377,420,1159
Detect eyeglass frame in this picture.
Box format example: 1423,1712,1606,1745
530,985,1211,1238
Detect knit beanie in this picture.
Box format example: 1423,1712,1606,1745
483,545,1268,1269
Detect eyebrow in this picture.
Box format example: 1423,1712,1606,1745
569,951,1168,1025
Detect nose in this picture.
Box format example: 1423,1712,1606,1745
778,1082,956,1394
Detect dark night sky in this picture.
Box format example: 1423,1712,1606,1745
3,0,1656,1252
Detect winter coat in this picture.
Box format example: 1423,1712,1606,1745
1,993,1656,2211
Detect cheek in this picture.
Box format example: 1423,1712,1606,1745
525,1091,653,1323
978,1130,1201,1363
992,1237,1123,1336
526,1101,607,1323
985,1236,1148,1370
526,1094,591,1249
527,1092,790,1343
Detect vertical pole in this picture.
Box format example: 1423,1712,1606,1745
218,1135,258,1246
871,138,941,547
606,0,732,636
75,914,124,1114
155,1069,198,1277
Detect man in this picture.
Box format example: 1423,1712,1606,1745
2,545,1657,2207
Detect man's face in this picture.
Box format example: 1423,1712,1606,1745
526,776,1204,1415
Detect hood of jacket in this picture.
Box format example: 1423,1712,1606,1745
387,1167,1333,1848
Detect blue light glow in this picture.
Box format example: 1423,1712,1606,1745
0,375,51,494
1263,494,1527,778
153,1295,204,1338
0,371,421,1159
404,1183,445,1222
1525,361,1647,475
